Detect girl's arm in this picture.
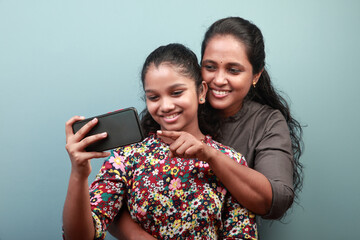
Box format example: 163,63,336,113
63,116,110,240
108,208,156,240
63,173,95,240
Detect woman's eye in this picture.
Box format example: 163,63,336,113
228,68,241,74
203,65,216,71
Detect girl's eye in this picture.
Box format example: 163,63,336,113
146,95,158,101
172,90,183,96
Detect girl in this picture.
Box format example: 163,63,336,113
62,43,257,239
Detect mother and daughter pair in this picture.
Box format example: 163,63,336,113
63,16,303,240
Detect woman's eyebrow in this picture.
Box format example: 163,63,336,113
202,59,244,68
201,59,216,64
227,62,245,68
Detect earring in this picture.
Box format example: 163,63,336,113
200,98,205,103
253,81,256,88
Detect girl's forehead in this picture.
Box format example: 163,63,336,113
148,62,183,75
145,64,194,86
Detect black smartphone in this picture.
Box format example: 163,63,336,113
72,107,144,152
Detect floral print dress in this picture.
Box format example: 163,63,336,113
89,134,257,240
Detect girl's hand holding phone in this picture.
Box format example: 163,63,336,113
65,116,111,179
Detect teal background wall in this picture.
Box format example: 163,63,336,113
1,0,359,239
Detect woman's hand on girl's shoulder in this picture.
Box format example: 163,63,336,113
65,116,110,179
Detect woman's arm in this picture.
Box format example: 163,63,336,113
63,116,110,240
157,130,272,216
204,146,273,215
251,112,295,219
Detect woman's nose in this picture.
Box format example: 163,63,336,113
213,70,227,85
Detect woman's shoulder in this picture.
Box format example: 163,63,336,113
246,100,284,119
246,101,289,134
231,100,287,127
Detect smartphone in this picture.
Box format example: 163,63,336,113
72,107,144,152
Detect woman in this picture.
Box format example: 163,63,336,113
199,16,304,218
109,16,304,239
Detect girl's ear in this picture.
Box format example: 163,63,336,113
198,81,208,104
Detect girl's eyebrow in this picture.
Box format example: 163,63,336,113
145,83,187,93
169,83,187,89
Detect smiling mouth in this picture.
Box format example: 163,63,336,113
163,113,180,119
211,89,230,97
161,112,181,123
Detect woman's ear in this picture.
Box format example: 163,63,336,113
198,81,208,104
252,68,264,86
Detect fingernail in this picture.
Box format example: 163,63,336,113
92,118,98,123
80,116,85,120
157,130,162,134
101,132,107,137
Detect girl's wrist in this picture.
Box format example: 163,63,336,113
69,170,90,183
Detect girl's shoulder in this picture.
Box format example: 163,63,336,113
113,134,165,156
204,135,247,166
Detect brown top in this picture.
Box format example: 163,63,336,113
220,100,294,219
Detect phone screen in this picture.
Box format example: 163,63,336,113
72,107,144,152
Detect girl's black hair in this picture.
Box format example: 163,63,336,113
201,17,304,205
140,43,217,138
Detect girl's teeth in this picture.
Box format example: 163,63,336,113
164,113,178,119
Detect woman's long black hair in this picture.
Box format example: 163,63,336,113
139,43,218,138
201,17,304,205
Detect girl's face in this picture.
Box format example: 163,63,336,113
201,35,261,117
144,63,207,138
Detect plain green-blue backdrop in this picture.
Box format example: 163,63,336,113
1,0,359,239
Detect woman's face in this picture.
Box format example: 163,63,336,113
201,35,261,117
144,63,206,138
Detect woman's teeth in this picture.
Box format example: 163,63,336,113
213,90,229,95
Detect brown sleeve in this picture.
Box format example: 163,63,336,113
254,110,294,219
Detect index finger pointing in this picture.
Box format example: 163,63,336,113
157,130,182,140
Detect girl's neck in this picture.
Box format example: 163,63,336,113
158,129,205,145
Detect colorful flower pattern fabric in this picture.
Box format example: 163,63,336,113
89,134,257,239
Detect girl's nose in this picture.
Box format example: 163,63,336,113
160,97,175,112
